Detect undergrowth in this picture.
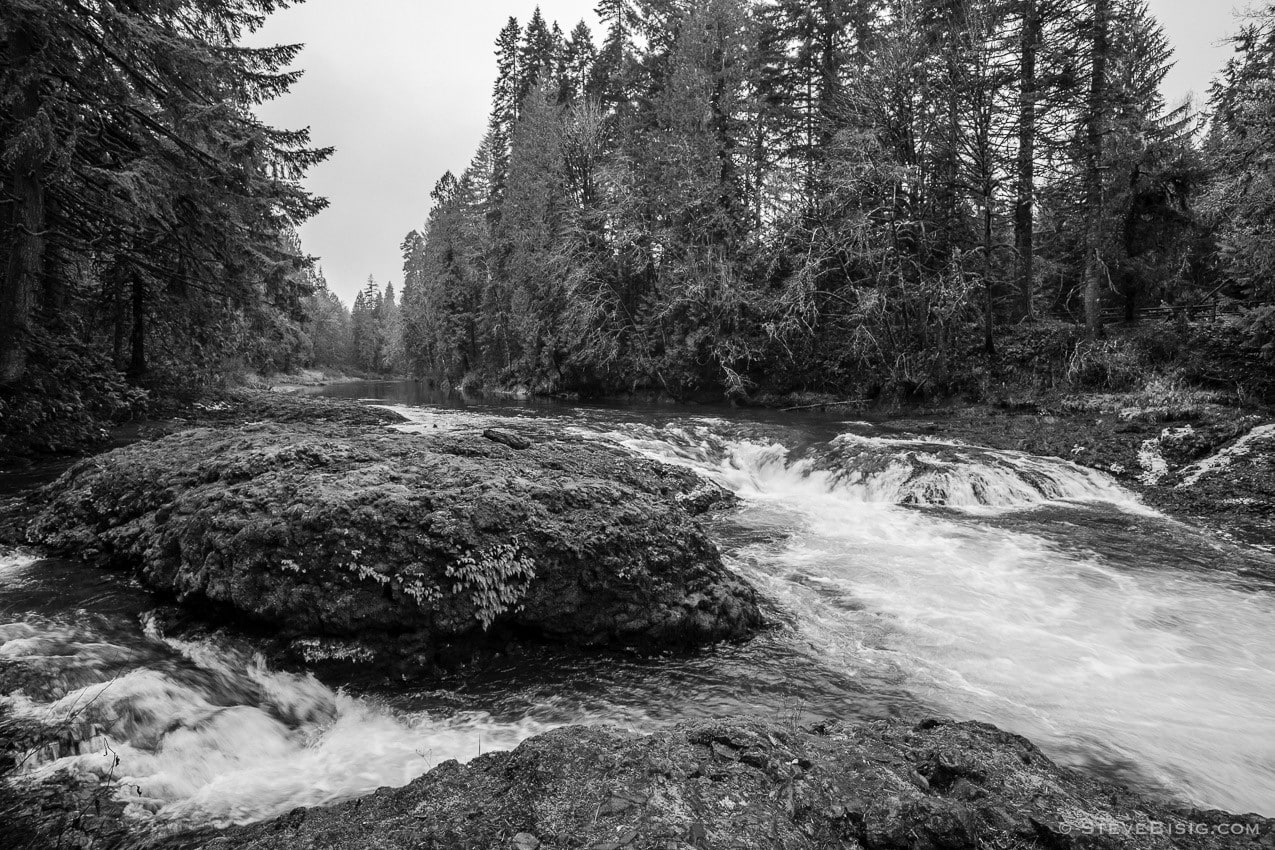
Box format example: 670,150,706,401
0,331,148,458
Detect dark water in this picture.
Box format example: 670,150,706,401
3,380,1273,827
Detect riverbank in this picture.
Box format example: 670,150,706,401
3,384,1274,848
6,380,1272,563
162,718,1275,850
6,713,1270,850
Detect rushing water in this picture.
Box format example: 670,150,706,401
2,381,1274,830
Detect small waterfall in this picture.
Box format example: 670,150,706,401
607,423,1139,511
820,433,1137,508
0,614,561,829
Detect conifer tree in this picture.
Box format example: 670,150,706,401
519,8,558,105
488,17,522,199
562,21,598,103
591,0,639,114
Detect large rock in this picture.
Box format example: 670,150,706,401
170,717,1273,850
25,421,760,665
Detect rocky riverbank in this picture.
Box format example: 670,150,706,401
136,716,1273,850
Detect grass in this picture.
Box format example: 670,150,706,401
1060,373,1236,421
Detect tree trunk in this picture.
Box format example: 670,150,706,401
112,276,128,365
984,201,995,355
1014,0,1042,320
0,23,47,386
127,278,147,384
1083,0,1110,340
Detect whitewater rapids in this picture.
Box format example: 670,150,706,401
2,405,1273,826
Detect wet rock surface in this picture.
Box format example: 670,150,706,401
156,717,1273,850
182,387,410,429
1148,424,1275,547
0,391,408,545
22,419,759,668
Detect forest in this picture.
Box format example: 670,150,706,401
0,0,329,451
391,0,1275,402
3,0,1275,453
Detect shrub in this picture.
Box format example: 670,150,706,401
0,331,149,456
1065,338,1149,391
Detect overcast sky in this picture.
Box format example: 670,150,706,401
248,0,1243,305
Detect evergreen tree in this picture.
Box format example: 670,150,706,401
1082,0,1113,339
591,0,639,113
488,16,522,206
351,276,385,372
497,80,571,379
562,21,598,103
757,0,875,213
382,282,403,373
519,8,558,105
399,230,431,375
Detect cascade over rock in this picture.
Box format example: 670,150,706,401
818,433,1132,507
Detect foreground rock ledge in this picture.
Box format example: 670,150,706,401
26,421,761,663
177,717,1271,850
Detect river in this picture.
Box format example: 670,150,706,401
2,380,1273,829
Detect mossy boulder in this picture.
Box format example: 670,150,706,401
25,421,760,666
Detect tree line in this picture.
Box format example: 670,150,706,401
301,273,405,375
395,0,1275,399
0,0,329,449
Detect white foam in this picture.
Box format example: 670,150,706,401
603,424,1143,512
826,433,1140,509
0,627,562,828
0,549,39,577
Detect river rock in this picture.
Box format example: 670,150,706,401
25,421,758,666
163,716,1273,850
483,428,532,450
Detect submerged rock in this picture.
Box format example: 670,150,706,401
166,717,1273,850
25,421,759,667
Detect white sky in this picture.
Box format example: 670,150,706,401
248,0,1242,304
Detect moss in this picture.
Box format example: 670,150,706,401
26,421,761,672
